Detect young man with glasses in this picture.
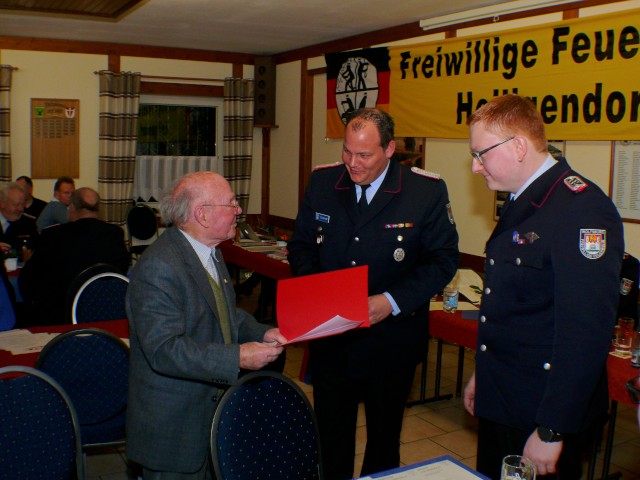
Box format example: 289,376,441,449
464,94,624,479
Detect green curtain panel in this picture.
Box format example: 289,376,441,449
223,78,254,223
98,71,141,225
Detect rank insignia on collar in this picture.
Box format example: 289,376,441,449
313,162,342,171
564,176,588,193
580,228,606,259
411,166,441,180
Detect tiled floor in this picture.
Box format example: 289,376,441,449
86,287,640,480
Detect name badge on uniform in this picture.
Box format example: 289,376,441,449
315,212,330,223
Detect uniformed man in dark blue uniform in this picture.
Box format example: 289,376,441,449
464,95,624,479
287,108,459,479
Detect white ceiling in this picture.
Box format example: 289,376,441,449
0,0,518,55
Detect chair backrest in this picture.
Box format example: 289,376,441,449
0,366,85,480
35,328,129,448
65,263,125,324
126,204,159,242
210,371,323,480
72,272,130,324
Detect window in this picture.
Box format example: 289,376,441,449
136,103,217,156
134,95,224,202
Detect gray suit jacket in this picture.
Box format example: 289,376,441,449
125,226,270,472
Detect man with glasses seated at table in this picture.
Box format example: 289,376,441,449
126,171,286,480
0,182,38,255
463,94,624,479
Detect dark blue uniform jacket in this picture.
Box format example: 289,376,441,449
287,160,459,379
476,157,624,434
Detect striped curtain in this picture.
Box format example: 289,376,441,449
223,78,254,222
98,71,141,225
0,66,13,183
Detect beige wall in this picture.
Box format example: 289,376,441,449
2,51,265,214
4,50,106,200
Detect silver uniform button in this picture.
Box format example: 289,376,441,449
543,363,551,370
480,315,486,323
489,258,495,265
397,235,403,241
516,257,522,266
480,344,487,352
484,287,491,295
350,260,357,266
354,236,360,242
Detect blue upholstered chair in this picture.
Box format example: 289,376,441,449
0,366,85,480
210,371,323,480
35,328,129,450
71,271,129,324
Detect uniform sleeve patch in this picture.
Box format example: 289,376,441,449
446,203,455,224
564,176,588,193
580,229,606,259
313,162,342,171
411,166,441,180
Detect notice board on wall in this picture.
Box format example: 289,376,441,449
611,141,640,223
31,98,79,179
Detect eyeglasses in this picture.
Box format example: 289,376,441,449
627,376,640,404
201,201,241,213
471,136,515,165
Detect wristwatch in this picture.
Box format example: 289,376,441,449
537,426,563,442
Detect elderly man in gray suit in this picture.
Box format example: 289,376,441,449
126,171,286,480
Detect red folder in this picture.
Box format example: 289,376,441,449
276,266,369,345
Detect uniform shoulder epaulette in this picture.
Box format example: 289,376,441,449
411,166,441,180
563,175,588,193
314,162,342,171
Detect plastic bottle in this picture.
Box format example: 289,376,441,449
631,325,640,368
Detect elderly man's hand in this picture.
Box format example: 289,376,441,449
239,341,284,370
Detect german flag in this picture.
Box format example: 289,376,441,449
325,47,391,138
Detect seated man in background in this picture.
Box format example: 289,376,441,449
0,182,38,255
36,175,74,232
16,175,47,220
19,187,130,326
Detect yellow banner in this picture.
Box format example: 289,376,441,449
388,9,640,140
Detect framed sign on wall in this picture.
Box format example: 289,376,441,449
610,140,640,223
31,98,79,179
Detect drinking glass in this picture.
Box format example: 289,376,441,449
615,317,634,358
443,287,459,313
501,455,536,480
